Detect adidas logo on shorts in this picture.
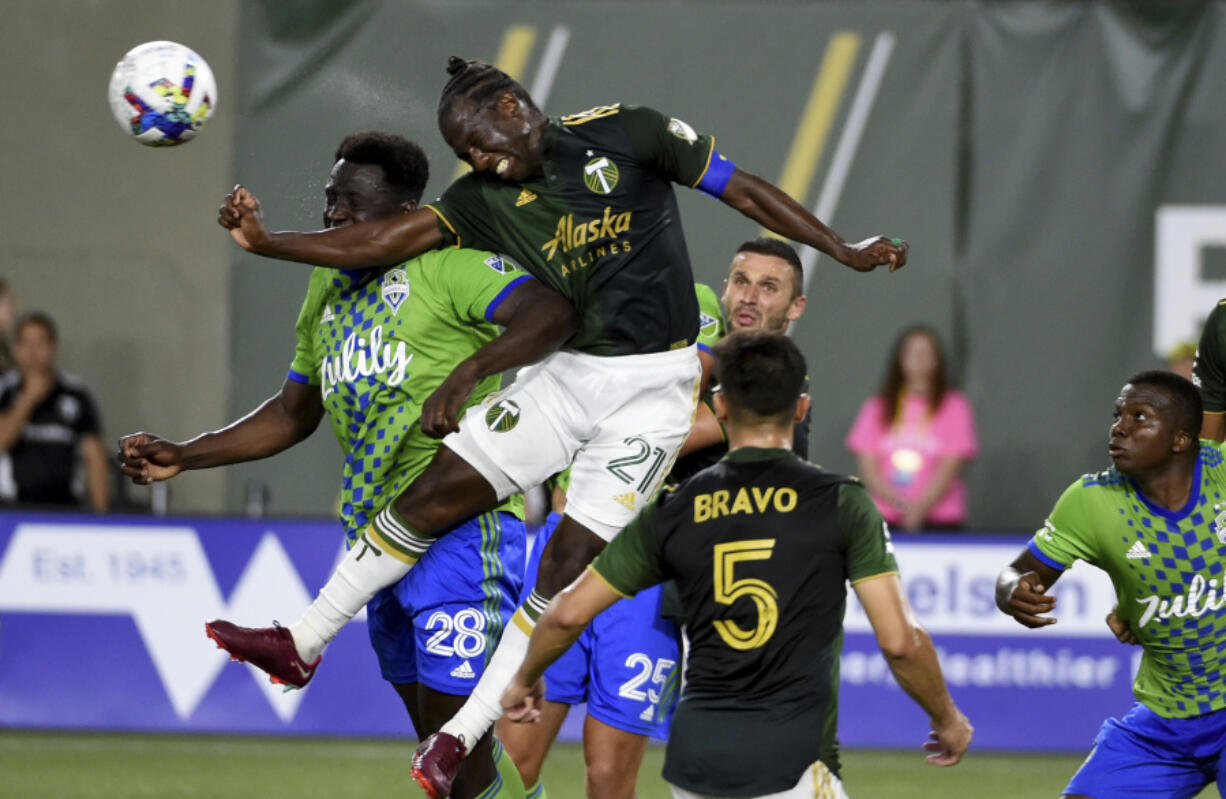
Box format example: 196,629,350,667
451,660,476,680
1126,541,1150,560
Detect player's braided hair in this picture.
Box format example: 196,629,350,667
334,131,429,203
714,331,807,420
1127,369,1203,440
437,56,537,129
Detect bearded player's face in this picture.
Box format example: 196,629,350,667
322,160,409,229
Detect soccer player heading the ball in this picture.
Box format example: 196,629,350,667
502,332,972,799
215,56,908,797
996,371,1226,798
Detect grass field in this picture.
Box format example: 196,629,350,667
0,731,1220,798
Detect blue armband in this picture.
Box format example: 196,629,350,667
696,150,736,198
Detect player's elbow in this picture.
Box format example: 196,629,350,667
876,622,925,662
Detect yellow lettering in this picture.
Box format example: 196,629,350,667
599,206,617,239
694,493,711,523
731,488,753,515
615,211,631,234
622,240,632,253
594,245,607,258
774,488,797,513
751,486,774,512
712,490,730,519
573,220,588,246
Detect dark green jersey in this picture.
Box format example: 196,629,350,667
427,104,726,356
592,447,897,795
1195,298,1226,414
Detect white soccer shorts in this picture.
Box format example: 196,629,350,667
668,760,849,799
444,345,701,541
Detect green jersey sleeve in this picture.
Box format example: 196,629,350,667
288,269,328,385
424,248,533,324
1195,299,1226,413
1028,479,1101,570
694,283,726,354
618,105,719,189
839,482,900,583
590,498,665,597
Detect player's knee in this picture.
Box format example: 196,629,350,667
584,757,635,799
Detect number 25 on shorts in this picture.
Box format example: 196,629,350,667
712,539,778,651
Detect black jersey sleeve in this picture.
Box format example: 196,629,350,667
590,496,665,597
617,105,718,189
838,482,899,584
426,174,489,248
1196,300,1226,414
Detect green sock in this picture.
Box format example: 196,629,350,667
525,780,548,799
484,736,527,799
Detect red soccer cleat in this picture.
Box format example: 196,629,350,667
205,619,320,689
411,732,467,798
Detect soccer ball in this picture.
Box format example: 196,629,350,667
107,40,217,146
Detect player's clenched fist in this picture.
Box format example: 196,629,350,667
117,432,184,485
217,184,268,252
842,235,909,273
995,568,1057,628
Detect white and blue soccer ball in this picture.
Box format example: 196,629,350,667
107,40,217,147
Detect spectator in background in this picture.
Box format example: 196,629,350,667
846,325,976,531
0,313,108,511
0,280,16,372
1166,340,1196,382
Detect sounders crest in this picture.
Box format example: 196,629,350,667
381,268,410,312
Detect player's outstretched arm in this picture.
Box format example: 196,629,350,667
994,549,1063,629
218,185,445,269
856,573,972,766
420,280,578,438
501,568,621,723
718,169,907,273
117,378,324,484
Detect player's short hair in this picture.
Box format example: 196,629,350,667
437,56,538,129
734,238,804,299
1126,369,1202,439
16,311,57,343
334,131,429,203
714,331,807,422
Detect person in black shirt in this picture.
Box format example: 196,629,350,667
0,313,108,511
503,332,971,799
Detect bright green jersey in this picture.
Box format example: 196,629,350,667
1029,442,1226,718
694,282,725,355
289,248,530,544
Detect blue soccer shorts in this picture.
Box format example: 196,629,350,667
366,509,525,695
528,514,680,738
1065,701,1226,798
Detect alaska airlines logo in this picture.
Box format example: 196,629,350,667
321,325,412,400
540,207,632,260
1135,574,1226,629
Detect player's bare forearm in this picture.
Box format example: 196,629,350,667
179,384,322,470
719,169,907,272
679,401,723,457
882,624,957,721
468,282,576,379
519,570,619,685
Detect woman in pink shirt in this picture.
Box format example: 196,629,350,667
846,326,978,531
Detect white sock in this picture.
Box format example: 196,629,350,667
290,506,435,662
441,591,549,749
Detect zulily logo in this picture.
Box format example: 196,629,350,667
321,325,412,400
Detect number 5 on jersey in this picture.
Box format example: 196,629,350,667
712,539,778,651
